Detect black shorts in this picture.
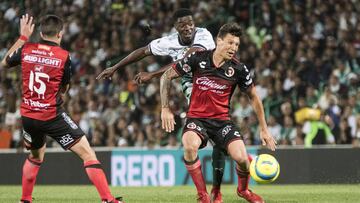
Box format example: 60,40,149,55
22,111,84,150
183,118,243,152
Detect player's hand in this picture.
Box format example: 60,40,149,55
260,128,277,151
134,72,153,84
20,14,35,38
96,67,116,80
161,107,176,132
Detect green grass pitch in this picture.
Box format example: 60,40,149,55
1,184,360,203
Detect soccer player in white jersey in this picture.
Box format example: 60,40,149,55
96,8,214,97
96,8,226,203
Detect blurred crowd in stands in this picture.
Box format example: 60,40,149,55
0,0,359,149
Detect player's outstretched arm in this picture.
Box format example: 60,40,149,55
160,67,180,132
246,85,277,151
134,46,204,84
1,14,34,68
96,46,152,80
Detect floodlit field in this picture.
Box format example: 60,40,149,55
1,184,360,203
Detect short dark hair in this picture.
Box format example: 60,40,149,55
217,22,242,39
173,8,193,22
40,15,63,37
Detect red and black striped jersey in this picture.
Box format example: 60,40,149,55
173,50,253,120
6,40,71,121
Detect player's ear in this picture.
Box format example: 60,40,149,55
57,30,64,39
174,23,180,31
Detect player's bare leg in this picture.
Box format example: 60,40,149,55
70,136,124,203
182,131,210,203
227,140,264,203
20,144,46,203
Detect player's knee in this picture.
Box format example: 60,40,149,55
183,143,198,156
185,145,198,155
182,132,201,147
233,154,248,165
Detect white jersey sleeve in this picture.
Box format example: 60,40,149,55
148,27,215,60
148,35,174,56
192,28,215,50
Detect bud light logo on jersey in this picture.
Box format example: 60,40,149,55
196,77,227,90
23,54,61,68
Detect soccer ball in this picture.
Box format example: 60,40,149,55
249,154,280,184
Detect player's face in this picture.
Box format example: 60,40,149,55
216,34,240,60
175,16,195,44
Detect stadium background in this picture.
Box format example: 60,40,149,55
0,0,359,149
0,0,360,187
0,0,359,150
1,1,360,202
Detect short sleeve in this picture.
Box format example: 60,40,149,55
149,36,171,56
172,52,198,76
6,46,23,67
237,64,253,92
192,28,215,50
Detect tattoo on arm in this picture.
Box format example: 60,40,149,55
160,68,179,108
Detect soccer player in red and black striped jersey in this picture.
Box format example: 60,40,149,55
1,14,123,203
160,23,277,203
97,9,231,202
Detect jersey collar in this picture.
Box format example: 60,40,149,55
210,50,231,69
40,39,60,46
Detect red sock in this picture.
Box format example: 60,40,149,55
248,154,253,163
236,155,252,191
84,160,114,201
236,167,250,191
21,158,42,201
184,157,207,194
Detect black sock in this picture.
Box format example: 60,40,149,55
212,147,225,189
